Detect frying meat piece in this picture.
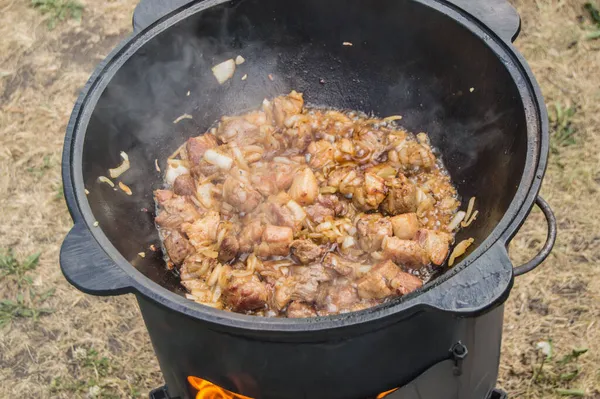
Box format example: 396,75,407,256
271,90,304,127
191,159,220,178
322,253,355,276
285,121,313,152
216,118,260,146
187,134,218,165
222,176,263,213
390,213,419,240
362,172,388,209
307,140,334,169
389,270,423,296
356,214,393,252
305,195,348,224
316,280,360,314
286,301,317,318
224,274,269,312
356,260,422,300
380,175,418,215
238,220,264,253
182,211,221,249
381,236,429,269
173,174,196,196
289,264,334,302
163,230,193,265
289,168,318,206
264,201,297,230
327,166,354,188
398,141,436,170
290,240,325,264
416,229,452,265
218,235,239,263
256,225,294,257
154,191,201,230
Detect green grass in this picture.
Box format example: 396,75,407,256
0,292,54,328
584,2,600,39
549,102,577,154
0,249,41,287
532,341,589,397
30,0,84,29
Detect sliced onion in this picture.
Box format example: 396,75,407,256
235,55,245,65
204,149,233,170
97,176,115,187
448,211,466,231
165,164,189,185
286,200,306,222
118,181,133,196
448,238,475,267
109,151,130,178
342,236,355,249
173,114,193,124
212,59,236,84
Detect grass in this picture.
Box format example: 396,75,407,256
0,290,54,328
584,2,600,39
0,249,41,287
549,102,577,153
30,0,84,29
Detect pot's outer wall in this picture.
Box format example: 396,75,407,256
139,295,505,399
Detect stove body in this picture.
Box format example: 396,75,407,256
140,296,505,399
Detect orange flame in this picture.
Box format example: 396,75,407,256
188,376,399,399
188,376,253,399
376,388,399,398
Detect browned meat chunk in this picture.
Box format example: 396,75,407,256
356,214,393,252
307,140,334,169
256,225,293,257
416,229,452,265
390,213,419,240
322,253,355,276
382,236,428,269
389,271,423,296
224,274,268,312
286,301,317,318
272,278,295,311
173,174,196,196
305,195,347,224
316,280,360,314
271,90,304,126
290,240,325,264
238,220,264,253
306,203,334,224
381,175,418,215
264,201,297,230
356,260,422,299
182,211,221,249
187,134,218,165
154,191,201,230
218,235,239,263
216,118,260,146
222,176,263,213
288,264,334,302
163,230,193,265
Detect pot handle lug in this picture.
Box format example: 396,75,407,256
132,0,192,33
513,196,557,276
60,223,135,296
420,243,514,315
445,0,522,42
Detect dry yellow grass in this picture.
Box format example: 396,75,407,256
0,0,598,398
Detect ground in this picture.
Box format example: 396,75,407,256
0,0,598,398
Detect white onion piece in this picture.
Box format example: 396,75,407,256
196,183,215,208
212,59,236,84
235,55,245,65
108,151,130,178
342,236,355,249
286,200,306,222
165,165,189,185
448,211,466,231
204,149,233,170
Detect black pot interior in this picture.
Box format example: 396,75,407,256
81,0,527,296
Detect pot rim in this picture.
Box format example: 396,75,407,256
62,0,548,332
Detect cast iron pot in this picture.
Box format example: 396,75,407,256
60,0,557,398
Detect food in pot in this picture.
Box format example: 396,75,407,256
154,91,464,317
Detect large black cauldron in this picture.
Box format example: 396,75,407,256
60,0,556,398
